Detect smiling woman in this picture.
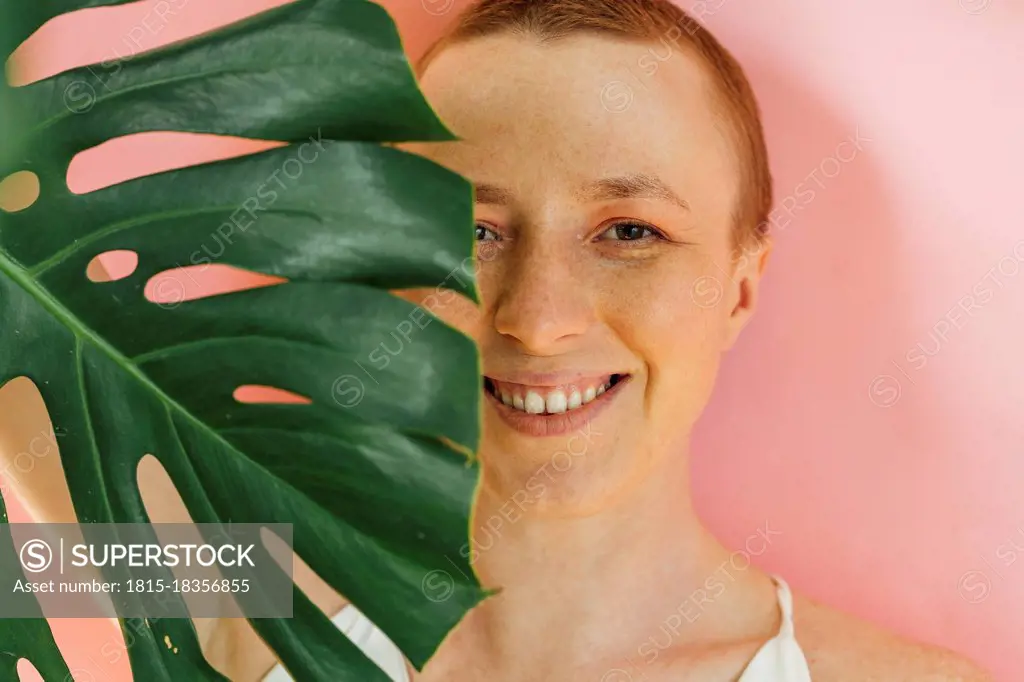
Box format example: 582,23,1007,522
261,0,997,681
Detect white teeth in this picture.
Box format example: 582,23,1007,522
493,377,623,415
524,391,546,414
567,389,582,410
546,391,568,414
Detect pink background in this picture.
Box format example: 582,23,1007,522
3,0,1023,679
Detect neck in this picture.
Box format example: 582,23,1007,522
460,439,779,673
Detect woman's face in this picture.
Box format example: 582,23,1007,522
403,32,768,514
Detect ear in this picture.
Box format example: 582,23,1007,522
723,236,773,351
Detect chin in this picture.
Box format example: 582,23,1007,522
476,427,661,519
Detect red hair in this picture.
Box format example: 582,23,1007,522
417,0,773,250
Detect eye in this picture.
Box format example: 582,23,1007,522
475,223,501,242
597,221,665,243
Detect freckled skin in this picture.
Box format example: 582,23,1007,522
402,32,764,514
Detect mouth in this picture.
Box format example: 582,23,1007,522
482,373,631,437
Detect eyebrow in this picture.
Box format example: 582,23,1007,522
472,174,690,211
581,174,690,212
474,183,516,206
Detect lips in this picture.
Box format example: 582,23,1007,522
482,373,630,437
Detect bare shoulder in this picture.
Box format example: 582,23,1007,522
790,591,993,681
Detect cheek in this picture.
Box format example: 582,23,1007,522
602,260,729,421
602,254,729,350
620,280,725,363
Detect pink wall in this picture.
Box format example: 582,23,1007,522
5,0,1022,679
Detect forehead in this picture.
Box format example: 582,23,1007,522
411,32,739,209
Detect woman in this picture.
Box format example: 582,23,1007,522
260,0,998,680
257,1,1001,680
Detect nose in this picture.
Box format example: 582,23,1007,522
491,244,592,354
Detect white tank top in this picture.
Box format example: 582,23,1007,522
263,575,812,681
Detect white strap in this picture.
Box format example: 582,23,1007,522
262,604,410,682
771,573,797,637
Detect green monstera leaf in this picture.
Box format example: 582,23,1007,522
0,1,486,680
